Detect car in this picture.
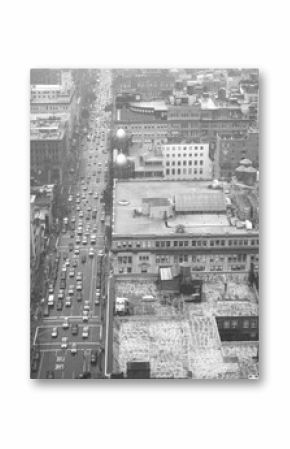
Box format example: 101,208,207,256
82,255,86,263
95,295,100,305
89,248,94,258
58,291,64,299
76,282,83,291
74,248,80,255
76,236,81,244
76,272,82,282
98,249,105,256
90,350,98,365
76,205,80,211
57,300,63,311
82,326,89,338
61,337,68,349
76,292,83,302
72,258,78,267
65,297,72,307
69,242,74,251
48,294,54,306
82,237,88,245
71,216,76,223
71,323,79,336
62,318,69,329
51,327,58,338
71,343,77,355
70,232,75,239
79,211,84,218
69,268,75,277
83,300,90,311
82,311,89,322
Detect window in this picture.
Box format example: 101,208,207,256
179,241,184,247
200,160,203,165
184,241,189,247
223,320,230,329
161,241,166,247
192,240,196,247
166,241,170,247
251,319,258,328
177,169,181,175
243,319,250,329
183,160,187,166
166,169,170,175
128,257,132,264
155,241,160,248
231,319,238,329
200,169,203,174
210,241,214,247
174,241,178,247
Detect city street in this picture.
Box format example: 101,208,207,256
31,70,112,379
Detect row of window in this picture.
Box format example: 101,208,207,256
117,254,258,265
162,146,205,151
165,168,204,176
221,319,258,330
114,238,259,250
166,160,204,166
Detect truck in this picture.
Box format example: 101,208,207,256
114,297,130,316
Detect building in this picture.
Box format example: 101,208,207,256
30,184,55,230
216,130,259,178
114,101,168,149
30,117,69,184
113,69,175,100
159,143,213,180
30,195,45,271
30,69,61,85
111,180,259,276
30,74,79,131
167,102,251,143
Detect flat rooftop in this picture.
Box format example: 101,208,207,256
115,106,167,123
30,118,66,141
113,279,258,379
113,180,255,236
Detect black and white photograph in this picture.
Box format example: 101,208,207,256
3,1,290,448
30,68,259,379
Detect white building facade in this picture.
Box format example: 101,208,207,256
159,143,213,180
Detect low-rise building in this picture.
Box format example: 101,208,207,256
114,102,168,149
111,180,259,277
216,130,259,178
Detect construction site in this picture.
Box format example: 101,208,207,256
112,277,259,379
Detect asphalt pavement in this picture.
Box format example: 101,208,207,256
32,71,112,379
